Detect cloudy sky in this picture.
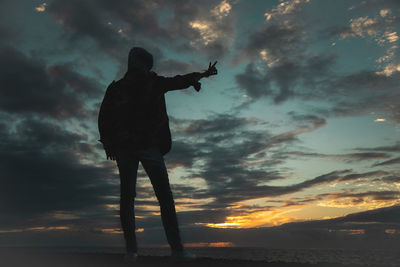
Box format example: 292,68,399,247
0,0,399,248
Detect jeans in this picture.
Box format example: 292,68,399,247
115,146,183,253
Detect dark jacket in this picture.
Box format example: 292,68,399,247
98,69,201,155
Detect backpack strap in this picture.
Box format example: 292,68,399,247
97,80,117,149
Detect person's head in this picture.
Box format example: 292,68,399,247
128,47,153,72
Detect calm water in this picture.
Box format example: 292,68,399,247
4,246,400,266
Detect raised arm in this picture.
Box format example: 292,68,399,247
156,61,218,93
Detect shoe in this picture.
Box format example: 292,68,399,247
123,252,138,262
171,249,196,261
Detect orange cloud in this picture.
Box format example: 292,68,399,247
97,228,144,234
385,229,400,235
184,242,234,247
35,3,47,12
318,198,400,209
328,229,365,235
196,209,299,229
25,226,70,231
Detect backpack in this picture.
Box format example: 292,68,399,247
97,80,119,150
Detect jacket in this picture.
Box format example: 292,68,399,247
98,69,201,155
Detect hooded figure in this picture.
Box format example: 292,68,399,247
98,47,217,157
97,47,217,261
128,47,153,72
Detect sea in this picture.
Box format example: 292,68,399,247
7,246,400,266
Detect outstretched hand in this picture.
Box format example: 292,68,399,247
203,61,218,77
193,61,218,92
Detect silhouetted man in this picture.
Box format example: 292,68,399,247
98,47,217,262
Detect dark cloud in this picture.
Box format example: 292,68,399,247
163,0,237,59
235,63,271,99
283,188,400,209
0,6,120,233
233,0,309,64
0,24,18,45
0,0,24,47
287,112,327,131
172,113,256,136
0,46,101,119
310,1,400,123
95,0,171,40
358,0,400,8
165,139,201,169
354,142,400,153
339,170,390,182
47,0,236,59
286,151,390,163
241,63,400,121
233,0,338,104
373,156,400,167
354,142,400,166
257,205,400,249
47,0,125,56
167,113,285,209
235,53,337,103
0,117,118,229
233,0,400,124
380,175,400,183
323,190,400,203
255,170,389,199
47,62,103,98
47,0,168,77
339,153,390,162
166,113,389,213
319,71,400,121
288,204,400,230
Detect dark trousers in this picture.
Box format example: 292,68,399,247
115,146,183,253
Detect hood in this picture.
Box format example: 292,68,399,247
128,47,153,72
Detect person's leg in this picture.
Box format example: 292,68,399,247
138,146,184,252
115,148,139,253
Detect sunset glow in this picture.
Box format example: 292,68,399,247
197,209,298,228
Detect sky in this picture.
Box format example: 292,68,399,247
0,0,399,249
